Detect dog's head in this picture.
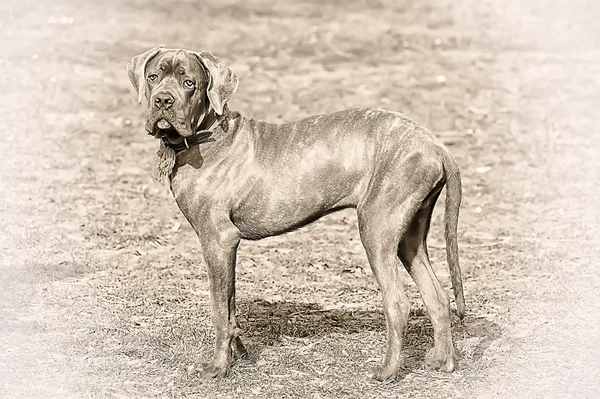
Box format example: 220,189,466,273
127,47,238,143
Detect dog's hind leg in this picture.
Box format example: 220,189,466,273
357,176,431,380
358,151,449,381
398,187,456,372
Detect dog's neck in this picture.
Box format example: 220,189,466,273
162,107,221,153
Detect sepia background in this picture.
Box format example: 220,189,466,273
1,0,599,397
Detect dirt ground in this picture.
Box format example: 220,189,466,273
1,0,599,398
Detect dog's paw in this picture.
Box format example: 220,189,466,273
198,362,230,378
425,348,456,372
370,364,402,382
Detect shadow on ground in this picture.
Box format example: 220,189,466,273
238,299,500,370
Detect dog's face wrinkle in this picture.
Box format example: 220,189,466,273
144,51,210,139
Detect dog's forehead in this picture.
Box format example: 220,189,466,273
149,50,204,76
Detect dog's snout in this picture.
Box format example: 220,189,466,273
153,92,175,109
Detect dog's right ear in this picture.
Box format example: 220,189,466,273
127,46,164,104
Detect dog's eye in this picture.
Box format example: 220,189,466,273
148,74,158,82
183,80,195,89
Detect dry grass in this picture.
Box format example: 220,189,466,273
1,0,600,397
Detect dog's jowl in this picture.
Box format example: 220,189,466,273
128,47,465,381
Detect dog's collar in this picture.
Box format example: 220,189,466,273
161,109,219,153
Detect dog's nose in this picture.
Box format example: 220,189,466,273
153,92,175,109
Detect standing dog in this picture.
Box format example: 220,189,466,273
127,47,465,381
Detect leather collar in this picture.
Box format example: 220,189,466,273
161,109,219,153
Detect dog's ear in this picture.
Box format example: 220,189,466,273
127,46,164,104
192,51,238,115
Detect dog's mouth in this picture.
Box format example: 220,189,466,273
152,118,184,144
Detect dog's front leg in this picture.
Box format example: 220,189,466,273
197,219,242,378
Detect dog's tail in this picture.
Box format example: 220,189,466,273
443,152,465,319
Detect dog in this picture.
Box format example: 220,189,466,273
127,47,465,381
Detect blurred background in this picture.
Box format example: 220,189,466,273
1,0,599,397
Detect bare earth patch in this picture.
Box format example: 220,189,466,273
1,0,599,397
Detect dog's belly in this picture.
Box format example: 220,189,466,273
231,169,364,240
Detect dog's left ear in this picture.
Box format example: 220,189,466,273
192,51,238,115
127,46,164,104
